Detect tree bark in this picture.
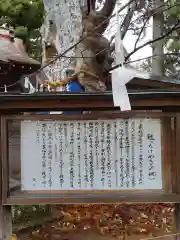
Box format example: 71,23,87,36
41,0,116,91
152,0,164,76
41,0,84,80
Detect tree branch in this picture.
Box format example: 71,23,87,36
107,23,180,73
133,1,180,50
90,0,96,10
134,16,149,49
93,0,117,34
109,1,144,62
107,52,180,73
98,0,117,18
110,0,178,46
110,2,136,46
121,8,134,39
111,0,135,18
125,20,180,61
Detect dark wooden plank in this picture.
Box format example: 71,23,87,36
175,203,180,240
2,98,180,111
0,116,12,239
174,116,180,194
1,117,9,203
1,92,180,111
174,116,180,239
0,205,12,240
161,117,173,192
3,111,179,122
4,192,180,205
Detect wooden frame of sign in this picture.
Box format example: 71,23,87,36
1,111,180,205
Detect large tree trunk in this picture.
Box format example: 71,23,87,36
41,0,116,91
41,0,84,87
152,0,164,76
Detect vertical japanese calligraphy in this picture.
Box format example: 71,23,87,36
106,123,113,188
21,118,162,191
47,124,53,188
131,120,135,188
69,122,75,188
119,121,124,188
76,122,81,188
88,122,94,188
100,121,106,187
58,123,64,187
83,122,89,188
147,133,156,181
41,123,47,187
138,120,144,186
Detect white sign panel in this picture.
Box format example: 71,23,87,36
20,118,162,191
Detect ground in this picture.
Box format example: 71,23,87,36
14,204,175,240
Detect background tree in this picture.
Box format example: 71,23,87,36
0,0,44,61
163,0,180,78
129,0,180,78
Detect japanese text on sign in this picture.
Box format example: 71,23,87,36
20,118,162,191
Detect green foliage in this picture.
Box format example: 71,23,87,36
0,0,44,31
168,40,180,52
140,0,180,77
0,0,44,60
14,26,28,43
163,0,180,77
27,30,43,61
12,205,50,225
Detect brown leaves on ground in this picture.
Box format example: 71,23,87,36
28,204,175,240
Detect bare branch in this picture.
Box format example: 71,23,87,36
110,4,135,44
107,52,180,73
93,0,117,34
111,0,135,18
110,0,146,44
110,0,179,46
132,1,180,49
125,20,180,61
107,22,180,73
119,6,135,40
134,16,149,49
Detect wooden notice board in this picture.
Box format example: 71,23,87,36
21,117,162,191
1,112,177,204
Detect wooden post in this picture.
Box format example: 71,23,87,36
0,116,12,240
174,116,180,239
0,205,12,240
175,204,180,240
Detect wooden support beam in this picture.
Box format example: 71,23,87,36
175,203,180,240
0,91,180,112
174,116,180,239
0,205,12,240
0,117,12,239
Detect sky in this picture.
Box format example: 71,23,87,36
124,20,152,62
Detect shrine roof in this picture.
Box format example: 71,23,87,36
127,75,180,90
0,27,40,66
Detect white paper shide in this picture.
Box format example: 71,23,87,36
21,118,162,191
